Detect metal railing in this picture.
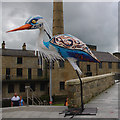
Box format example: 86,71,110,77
29,87,43,105
25,86,44,105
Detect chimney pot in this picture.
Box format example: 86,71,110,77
36,51,38,56
2,41,5,49
22,43,26,50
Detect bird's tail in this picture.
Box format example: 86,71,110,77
67,58,82,75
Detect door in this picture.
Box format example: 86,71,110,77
28,68,31,79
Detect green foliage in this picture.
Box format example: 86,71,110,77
52,103,64,106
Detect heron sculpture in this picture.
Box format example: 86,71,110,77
7,15,100,115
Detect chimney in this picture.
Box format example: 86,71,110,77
2,41,5,49
22,43,26,50
36,51,38,56
53,0,64,36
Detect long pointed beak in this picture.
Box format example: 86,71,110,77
6,24,32,33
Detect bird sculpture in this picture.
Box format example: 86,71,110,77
7,15,100,113
7,15,100,75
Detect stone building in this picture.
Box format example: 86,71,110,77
1,40,120,100
1,41,120,99
113,52,120,79
1,42,49,99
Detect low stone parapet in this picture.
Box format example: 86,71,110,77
66,73,115,108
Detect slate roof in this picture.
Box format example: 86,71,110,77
93,51,120,62
0,48,119,62
0,49,36,57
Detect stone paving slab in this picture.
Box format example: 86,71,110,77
2,106,67,112
2,106,67,118
75,82,119,118
2,82,120,119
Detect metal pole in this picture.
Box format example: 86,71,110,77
32,94,34,105
76,70,84,111
49,60,53,105
25,86,30,105
26,86,29,105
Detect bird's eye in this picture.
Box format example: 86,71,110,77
32,20,36,24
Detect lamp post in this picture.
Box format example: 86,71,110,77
49,60,53,105
25,86,30,105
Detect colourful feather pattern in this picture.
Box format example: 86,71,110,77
50,34,100,63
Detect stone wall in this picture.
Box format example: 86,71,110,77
51,60,119,96
66,73,115,107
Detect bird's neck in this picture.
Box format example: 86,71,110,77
38,26,50,50
39,27,45,46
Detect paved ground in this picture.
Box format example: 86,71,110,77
2,82,119,119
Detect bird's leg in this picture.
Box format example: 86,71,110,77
75,70,84,112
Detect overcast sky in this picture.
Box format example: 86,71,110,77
1,2,118,53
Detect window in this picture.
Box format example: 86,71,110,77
6,68,10,80
59,60,64,68
44,60,48,69
38,57,42,65
86,72,92,76
17,68,22,77
19,83,25,92
46,61,50,69
99,62,102,69
38,69,42,76
8,84,14,93
46,61,54,69
87,65,90,71
40,83,45,91
30,83,35,91
108,62,112,69
17,57,22,64
60,82,65,90
28,68,32,79
118,62,120,69
51,61,54,69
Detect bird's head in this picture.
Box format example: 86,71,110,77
7,15,44,32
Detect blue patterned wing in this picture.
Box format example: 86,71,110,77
50,34,99,62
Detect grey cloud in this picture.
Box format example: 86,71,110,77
2,2,52,50
2,2,118,53
64,2,118,53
